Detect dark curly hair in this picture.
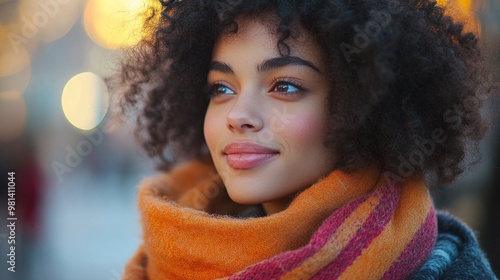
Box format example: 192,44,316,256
110,0,491,185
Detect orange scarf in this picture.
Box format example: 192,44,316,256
123,161,437,279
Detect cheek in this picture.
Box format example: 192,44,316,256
203,106,220,151
203,106,226,152
283,114,326,148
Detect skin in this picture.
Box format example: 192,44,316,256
204,17,335,214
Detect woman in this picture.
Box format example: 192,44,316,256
113,0,498,279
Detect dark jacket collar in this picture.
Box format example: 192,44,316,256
412,211,498,279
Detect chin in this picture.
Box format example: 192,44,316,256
227,190,264,205
225,184,270,205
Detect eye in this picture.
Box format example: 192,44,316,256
270,79,306,98
273,82,301,93
210,83,235,97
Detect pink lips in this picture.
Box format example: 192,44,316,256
223,141,279,169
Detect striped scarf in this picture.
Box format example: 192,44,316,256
123,161,437,280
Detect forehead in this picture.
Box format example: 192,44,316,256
212,16,325,69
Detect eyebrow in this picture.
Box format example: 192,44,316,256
209,56,322,74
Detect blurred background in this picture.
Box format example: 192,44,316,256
0,0,499,279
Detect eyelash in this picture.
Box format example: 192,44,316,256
208,78,307,99
269,77,306,96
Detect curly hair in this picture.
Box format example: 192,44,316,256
110,0,490,185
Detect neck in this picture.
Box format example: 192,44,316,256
262,195,295,215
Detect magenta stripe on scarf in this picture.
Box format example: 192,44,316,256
313,183,401,279
381,207,438,279
228,195,369,279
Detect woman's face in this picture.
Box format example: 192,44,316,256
204,18,334,211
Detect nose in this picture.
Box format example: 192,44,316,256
226,93,263,132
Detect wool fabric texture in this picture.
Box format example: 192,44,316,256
123,161,437,279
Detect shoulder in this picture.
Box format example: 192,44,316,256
411,211,498,280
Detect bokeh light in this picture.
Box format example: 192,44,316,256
83,0,146,49
0,38,31,77
0,35,32,93
0,91,27,142
17,0,82,44
437,0,481,34
61,72,109,130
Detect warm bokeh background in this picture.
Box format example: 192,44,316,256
0,0,499,279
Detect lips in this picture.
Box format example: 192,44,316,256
223,141,279,169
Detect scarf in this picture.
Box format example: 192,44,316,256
123,161,437,280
